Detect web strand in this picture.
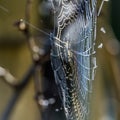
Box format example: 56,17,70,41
50,0,97,120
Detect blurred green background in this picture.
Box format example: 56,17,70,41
0,0,40,120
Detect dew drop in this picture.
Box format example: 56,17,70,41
48,98,56,104
55,108,59,112
39,99,49,107
100,27,106,34
98,43,103,49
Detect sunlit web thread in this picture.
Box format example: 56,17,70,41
50,0,97,120
0,4,9,13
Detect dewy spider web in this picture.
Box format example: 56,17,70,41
50,0,97,120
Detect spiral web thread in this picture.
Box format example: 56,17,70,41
50,0,97,120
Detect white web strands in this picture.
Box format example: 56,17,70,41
50,0,97,120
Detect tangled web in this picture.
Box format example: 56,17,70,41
50,0,97,120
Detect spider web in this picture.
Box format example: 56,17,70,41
50,0,97,120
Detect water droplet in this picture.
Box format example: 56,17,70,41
19,22,26,30
33,46,39,53
39,99,49,107
48,98,56,104
100,27,106,34
55,108,59,112
98,43,103,49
